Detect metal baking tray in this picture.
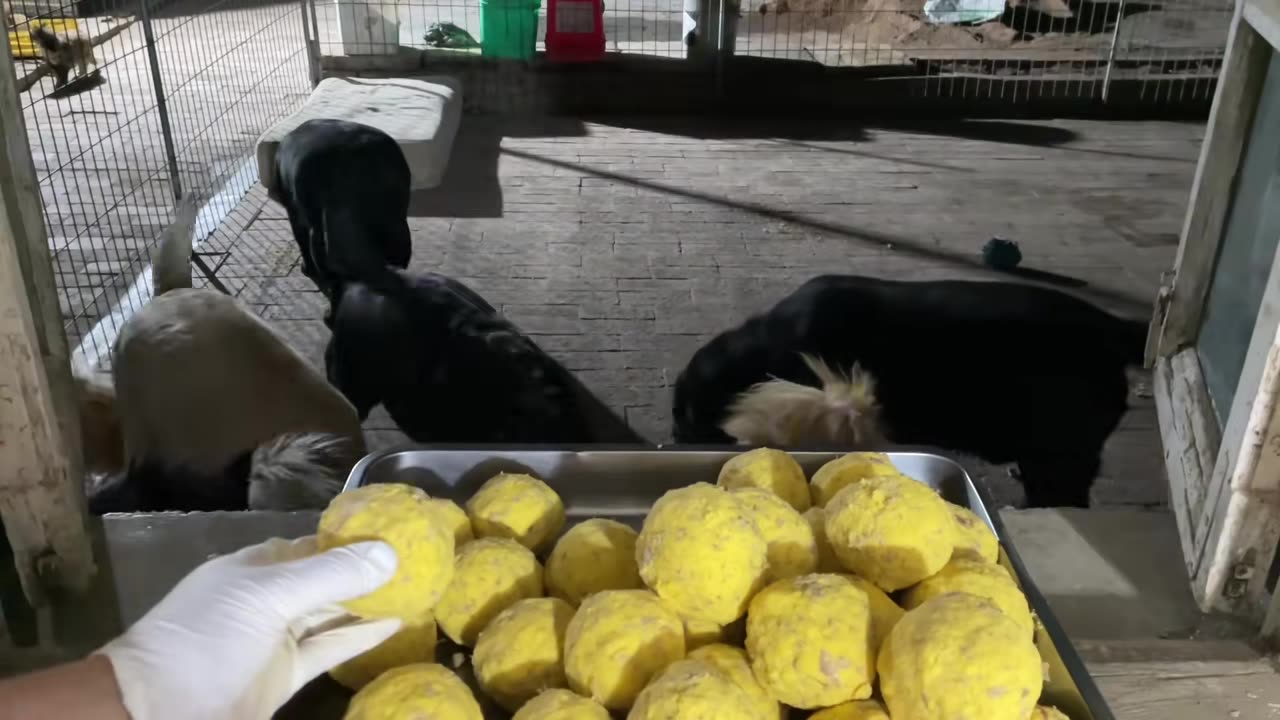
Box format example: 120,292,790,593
345,448,1113,720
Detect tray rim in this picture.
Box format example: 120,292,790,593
345,444,1115,720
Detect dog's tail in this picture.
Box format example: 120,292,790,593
70,354,124,476
151,196,200,297
29,25,62,55
721,354,886,449
245,432,360,511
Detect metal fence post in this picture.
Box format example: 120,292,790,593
301,0,321,87
1101,0,1129,101
139,0,184,201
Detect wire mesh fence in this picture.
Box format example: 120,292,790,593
5,0,312,368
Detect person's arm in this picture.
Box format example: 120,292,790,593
0,654,129,720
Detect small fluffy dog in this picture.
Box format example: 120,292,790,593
673,274,1147,507
80,199,367,513
30,24,97,89
270,119,412,325
326,270,644,445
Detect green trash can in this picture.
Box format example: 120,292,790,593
479,0,541,60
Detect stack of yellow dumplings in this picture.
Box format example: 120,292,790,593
320,449,1072,720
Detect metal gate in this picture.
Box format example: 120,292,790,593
5,0,313,368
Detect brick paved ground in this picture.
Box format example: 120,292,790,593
194,114,1200,508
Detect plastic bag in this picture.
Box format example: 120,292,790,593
424,22,480,48
923,0,1005,24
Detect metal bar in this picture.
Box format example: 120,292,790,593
139,0,184,201
1101,0,1129,101
303,0,322,85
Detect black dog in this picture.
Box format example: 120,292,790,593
270,119,412,324
672,275,1148,507
326,270,645,445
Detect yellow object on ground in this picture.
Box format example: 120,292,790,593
636,482,769,625
731,487,819,581
427,497,474,548
948,502,1000,563
512,689,611,720
473,597,575,711
318,483,455,620
328,614,437,690
746,574,876,708
809,699,891,720
687,644,782,720
627,658,771,720
563,589,686,710
717,447,811,511
803,506,842,572
466,472,566,553
9,19,80,60
844,574,905,652
902,558,1034,636
824,474,955,591
545,518,642,605
343,663,482,720
809,452,899,507
879,593,1042,720
434,537,543,646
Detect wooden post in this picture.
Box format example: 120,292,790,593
0,28,95,608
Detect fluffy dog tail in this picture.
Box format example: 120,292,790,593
71,354,124,476
152,196,200,296
245,432,359,511
721,354,886,449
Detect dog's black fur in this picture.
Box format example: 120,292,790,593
672,274,1148,507
326,271,645,445
270,119,412,324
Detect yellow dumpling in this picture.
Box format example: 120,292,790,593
545,518,642,605
343,663,482,720
902,558,1034,636
844,574,905,651
473,597,575,711
466,473,566,553
803,506,843,572
427,497,474,548
687,644,782,720
627,658,771,720
809,452,899,507
731,487,819,581
824,474,955,591
948,502,999,564
636,483,769,625
564,589,686,710
809,700,891,720
717,447,811,511
879,593,1042,720
683,615,727,651
434,538,544,646
328,614,437,690
1031,706,1071,720
318,483,455,619
745,574,875,708
512,689,611,720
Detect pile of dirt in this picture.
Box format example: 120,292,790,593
751,0,1028,51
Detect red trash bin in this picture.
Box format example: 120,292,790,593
545,0,605,62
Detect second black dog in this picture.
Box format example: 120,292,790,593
672,274,1148,507
326,271,645,445
271,118,412,323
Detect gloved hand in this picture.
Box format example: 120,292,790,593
98,535,401,720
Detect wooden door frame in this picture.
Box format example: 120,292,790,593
1151,0,1280,638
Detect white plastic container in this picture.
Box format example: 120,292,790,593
335,0,401,55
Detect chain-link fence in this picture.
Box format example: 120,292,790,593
6,0,312,368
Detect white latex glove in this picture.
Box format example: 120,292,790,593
98,535,401,720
